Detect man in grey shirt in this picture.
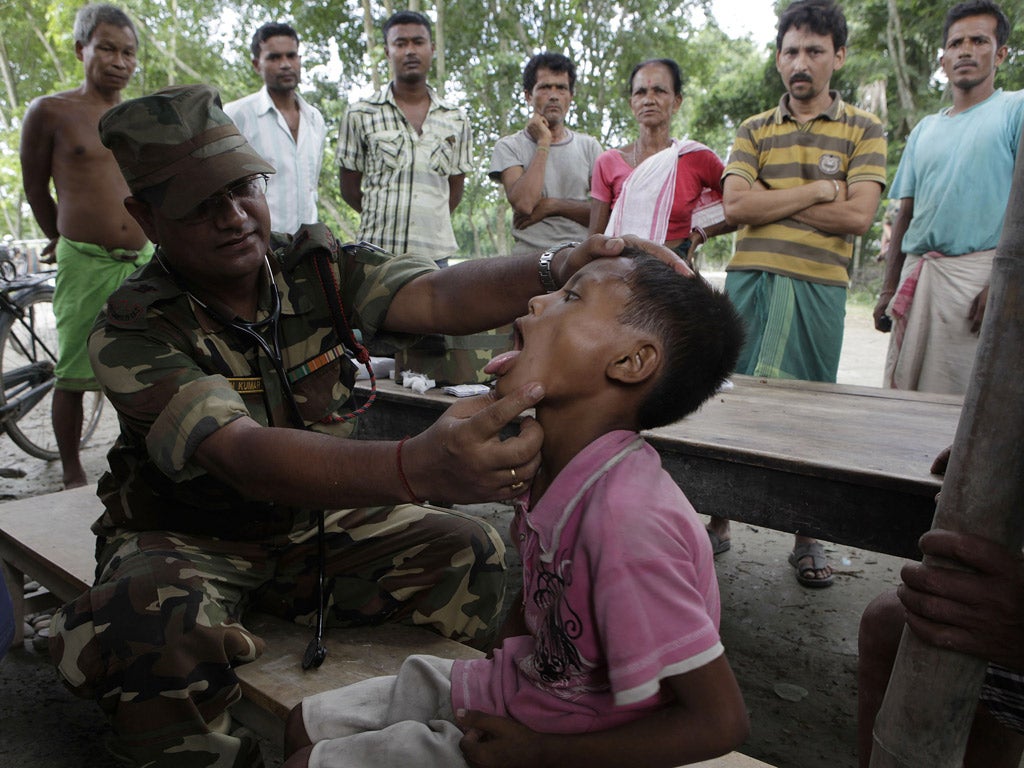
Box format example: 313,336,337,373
489,52,602,255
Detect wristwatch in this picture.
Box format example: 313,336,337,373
538,242,580,293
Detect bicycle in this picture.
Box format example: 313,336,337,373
0,262,103,460
0,236,28,278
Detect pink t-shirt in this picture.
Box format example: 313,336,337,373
451,430,722,734
591,149,724,240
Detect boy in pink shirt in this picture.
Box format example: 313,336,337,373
284,251,748,767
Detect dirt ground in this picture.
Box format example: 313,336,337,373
0,304,909,768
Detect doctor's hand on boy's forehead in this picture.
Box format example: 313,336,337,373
559,235,693,286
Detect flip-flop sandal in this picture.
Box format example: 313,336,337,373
31,625,51,652
788,542,834,588
26,612,52,635
707,528,731,556
26,612,54,651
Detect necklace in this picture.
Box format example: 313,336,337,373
630,140,671,168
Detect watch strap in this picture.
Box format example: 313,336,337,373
538,241,579,293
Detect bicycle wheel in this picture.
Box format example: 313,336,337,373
0,284,104,461
0,258,17,281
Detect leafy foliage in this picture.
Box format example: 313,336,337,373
5,0,1024,270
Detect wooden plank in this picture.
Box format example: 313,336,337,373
0,484,98,602
653,450,937,556
235,614,484,724
354,377,961,490
721,375,962,404
1,558,27,645
0,485,97,646
354,377,960,557
235,615,777,768
689,756,776,768
665,377,960,490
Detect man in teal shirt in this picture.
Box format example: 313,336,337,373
874,0,1024,394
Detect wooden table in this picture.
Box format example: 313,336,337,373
353,376,963,558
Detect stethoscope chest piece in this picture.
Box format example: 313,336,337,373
303,637,327,670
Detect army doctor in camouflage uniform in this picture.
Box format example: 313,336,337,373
48,84,683,768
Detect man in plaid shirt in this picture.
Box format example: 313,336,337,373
338,10,473,267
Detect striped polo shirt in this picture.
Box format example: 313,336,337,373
723,92,887,286
337,84,474,260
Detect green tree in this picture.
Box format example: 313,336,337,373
6,0,1024,261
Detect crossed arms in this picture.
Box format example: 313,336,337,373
722,173,881,235
340,167,466,214
499,162,591,230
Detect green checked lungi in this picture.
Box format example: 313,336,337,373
726,270,847,383
54,236,153,391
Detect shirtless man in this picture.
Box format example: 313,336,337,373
20,3,152,488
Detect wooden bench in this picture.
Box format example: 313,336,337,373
0,485,774,767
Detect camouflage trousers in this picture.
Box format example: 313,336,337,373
49,504,506,768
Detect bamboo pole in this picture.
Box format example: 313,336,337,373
869,128,1024,766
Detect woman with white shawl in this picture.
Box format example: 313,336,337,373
589,59,732,266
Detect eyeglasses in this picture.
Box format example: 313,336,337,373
178,174,269,224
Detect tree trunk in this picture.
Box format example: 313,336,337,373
435,0,447,93
131,14,202,82
361,0,380,92
24,9,66,83
0,32,17,124
869,126,1024,767
886,0,917,136
493,199,509,257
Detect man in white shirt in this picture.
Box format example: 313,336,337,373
225,22,326,233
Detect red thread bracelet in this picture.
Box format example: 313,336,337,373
396,436,423,504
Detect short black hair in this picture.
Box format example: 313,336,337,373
523,52,577,93
250,22,299,59
943,0,1010,47
73,3,136,46
383,10,432,43
619,252,744,430
776,0,848,52
628,58,683,97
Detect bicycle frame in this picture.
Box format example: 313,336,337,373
0,360,53,423
0,271,58,427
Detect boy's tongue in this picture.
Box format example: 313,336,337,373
484,349,520,376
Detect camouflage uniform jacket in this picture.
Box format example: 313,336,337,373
88,225,436,541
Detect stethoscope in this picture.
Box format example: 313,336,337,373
183,258,307,428
158,250,377,669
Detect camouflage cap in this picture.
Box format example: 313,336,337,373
99,84,275,219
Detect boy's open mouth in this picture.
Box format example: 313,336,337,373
483,319,523,376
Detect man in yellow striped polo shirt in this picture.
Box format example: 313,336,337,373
710,0,887,588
